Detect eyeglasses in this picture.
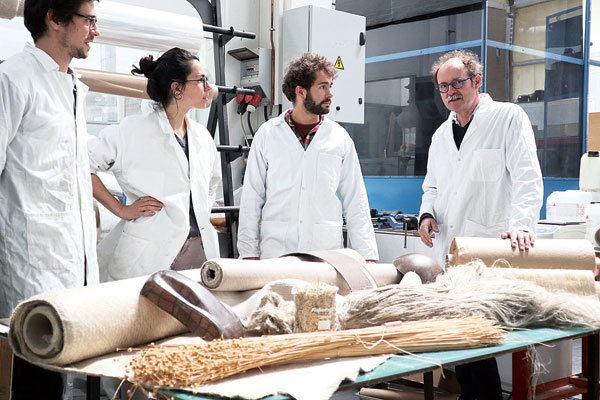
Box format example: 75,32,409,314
185,77,209,89
436,75,475,93
73,12,98,30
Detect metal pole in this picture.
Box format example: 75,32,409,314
481,0,488,93
582,0,592,154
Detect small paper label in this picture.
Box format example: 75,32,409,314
317,320,331,330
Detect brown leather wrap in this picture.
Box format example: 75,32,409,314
284,250,377,293
141,270,243,340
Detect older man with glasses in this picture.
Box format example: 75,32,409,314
417,50,543,399
0,0,100,398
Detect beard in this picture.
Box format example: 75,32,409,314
303,91,330,115
60,31,89,60
71,47,88,59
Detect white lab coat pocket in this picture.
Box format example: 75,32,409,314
107,214,163,280
259,220,289,257
26,213,76,270
311,223,343,251
109,231,150,280
471,149,503,182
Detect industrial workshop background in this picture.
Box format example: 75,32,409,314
1,0,599,219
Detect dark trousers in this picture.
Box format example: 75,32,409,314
12,356,63,400
455,358,503,400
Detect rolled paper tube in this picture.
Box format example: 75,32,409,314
446,237,597,271
485,268,597,298
200,257,400,292
9,276,187,366
78,68,149,99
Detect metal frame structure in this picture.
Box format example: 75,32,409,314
185,0,255,257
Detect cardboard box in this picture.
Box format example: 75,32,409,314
588,112,600,151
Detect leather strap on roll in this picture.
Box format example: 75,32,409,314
141,270,244,340
284,250,377,292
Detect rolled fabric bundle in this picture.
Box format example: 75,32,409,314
78,68,149,99
447,237,597,271
200,257,399,292
485,268,598,298
9,276,187,366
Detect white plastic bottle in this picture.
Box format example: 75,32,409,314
580,151,600,192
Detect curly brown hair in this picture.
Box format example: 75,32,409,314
431,49,482,85
282,53,338,103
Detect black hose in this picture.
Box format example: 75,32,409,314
247,112,255,136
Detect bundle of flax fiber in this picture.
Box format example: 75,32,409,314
339,262,600,330
127,316,503,390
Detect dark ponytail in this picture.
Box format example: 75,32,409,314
131,55,157,79
131,47,199,108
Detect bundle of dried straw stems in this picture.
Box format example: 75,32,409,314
127,316,503,390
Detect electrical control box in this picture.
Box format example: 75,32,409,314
282,6,366,124
229,47,272,101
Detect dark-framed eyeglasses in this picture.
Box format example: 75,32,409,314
185,77,209,89
73,12,98,30
436,75,475,93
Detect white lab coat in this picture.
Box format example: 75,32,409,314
238,111,378,260
419,94,543,265
0,44,99,318
88,106,221,281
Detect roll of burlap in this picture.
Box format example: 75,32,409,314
485,268,597,298
200,257,399,292
447,237,597,271
9,276,187,366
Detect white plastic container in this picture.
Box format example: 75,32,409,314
546,190,592,222
580,151,600,191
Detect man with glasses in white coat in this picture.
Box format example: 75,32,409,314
0,0,100,397
238,53,378,263
418,50,543,400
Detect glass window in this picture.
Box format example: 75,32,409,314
487,0,583,178
342,0,584,179
341,8,482,177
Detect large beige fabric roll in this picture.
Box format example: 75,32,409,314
485,268,597,297
200,257,399,292
78,68,149,99
9,276,187,366
447,237,597,271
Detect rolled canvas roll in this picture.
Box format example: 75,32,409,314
9,276,187,366
485,268,597,298
447,237,597,271
200,257,399,292
78,68,149,99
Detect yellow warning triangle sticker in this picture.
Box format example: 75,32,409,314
334,56,344,70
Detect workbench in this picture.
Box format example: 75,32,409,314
156,327,599,400
2,320,598,400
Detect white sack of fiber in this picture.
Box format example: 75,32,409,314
200,257,399,293
447,237,598,270
9,276,187,366
94,1,204,52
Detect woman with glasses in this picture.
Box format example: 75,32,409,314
88,47,220,281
